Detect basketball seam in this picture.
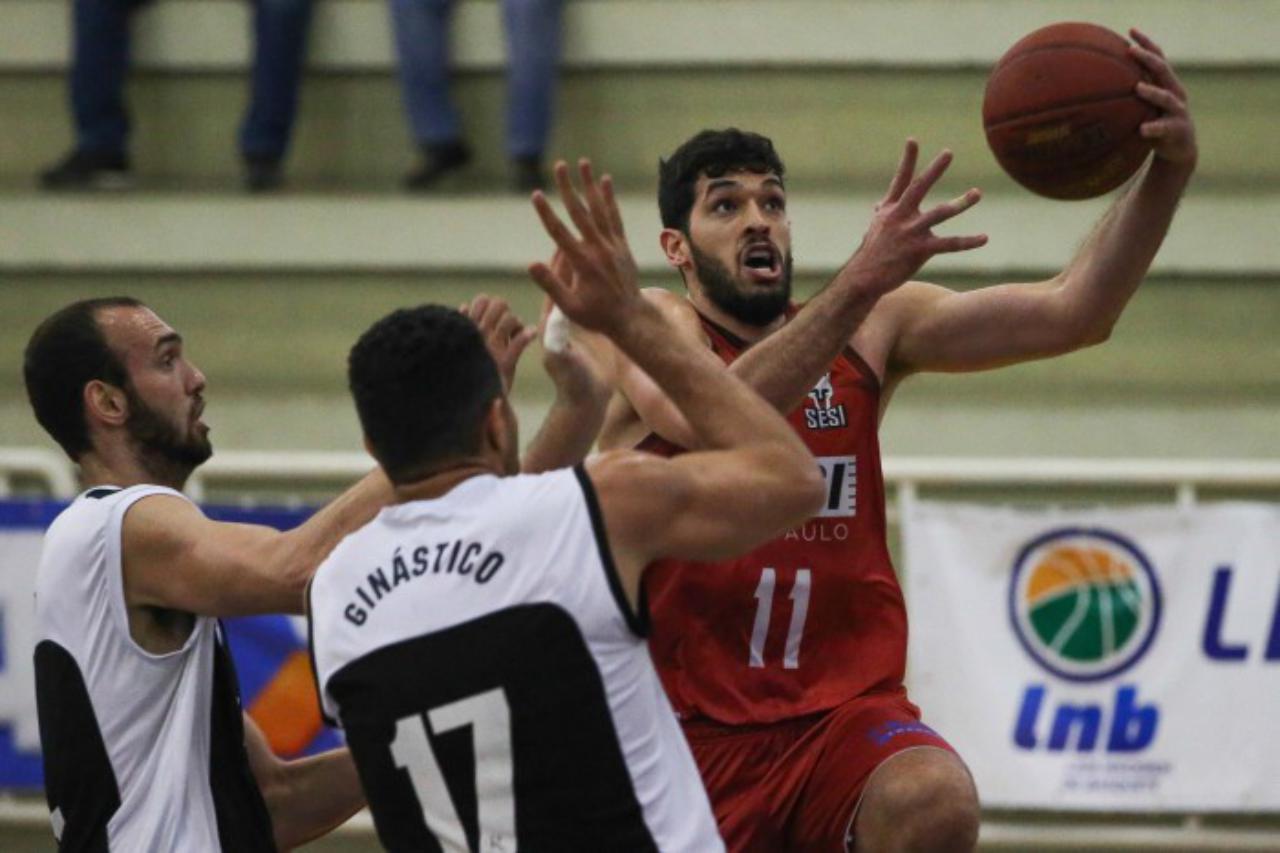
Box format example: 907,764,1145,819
983,91,1149,133
992,41,1138,75
986,43,1150,126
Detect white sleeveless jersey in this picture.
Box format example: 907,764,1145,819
309,466,723,853
33,485,275,852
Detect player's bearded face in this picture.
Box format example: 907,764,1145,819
690,239,793,327
124,382,213,474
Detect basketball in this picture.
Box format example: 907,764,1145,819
982,22,1157,200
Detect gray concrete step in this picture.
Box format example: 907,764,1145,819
5,69,1274,190
2,189,1273,277
3,0,1276,188
2,272,1276,402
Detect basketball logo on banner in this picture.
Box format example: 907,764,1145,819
1009,528,1162,682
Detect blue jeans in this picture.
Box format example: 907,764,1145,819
70,0,313,162
389,0,563,159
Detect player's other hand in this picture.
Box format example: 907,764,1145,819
847,139,987,294
1129,29,1197,169
461,294,536,392
528,159,643,335
536,277,611,408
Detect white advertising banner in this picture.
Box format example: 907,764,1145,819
903,501,1280,811
0,529,43,756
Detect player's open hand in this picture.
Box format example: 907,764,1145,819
1129,29,1197,168
461,294,536,392
528,159,642,335
847,139,988,294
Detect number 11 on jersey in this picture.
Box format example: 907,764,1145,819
749,568,812,669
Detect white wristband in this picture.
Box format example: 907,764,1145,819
543,305,572,354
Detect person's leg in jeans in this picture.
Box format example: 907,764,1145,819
239,0,314,191
42,0,142,187
389,0,470,189
502,0,562,190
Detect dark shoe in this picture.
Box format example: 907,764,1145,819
511,156,545,193
403,140,471,191
244,156,283,193
39,149,132,191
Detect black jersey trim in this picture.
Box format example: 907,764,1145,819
34,641,120,852
694,309,751,351
634,431,685,458
208,625,278,852
326,604,660,851
840,344,883,394
84,487,122,500
304,577,340,728
572,465,648,638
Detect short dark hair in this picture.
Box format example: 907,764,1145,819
24,297,143,461
349,306,503,484
658,128,786,232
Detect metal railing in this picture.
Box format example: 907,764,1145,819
7,447,1279,504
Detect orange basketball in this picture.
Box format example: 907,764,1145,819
982,22,1156,200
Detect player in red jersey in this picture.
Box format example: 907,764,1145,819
575,29,1196,852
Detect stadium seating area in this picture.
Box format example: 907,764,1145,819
2,1,1278,849
2,0,1277,468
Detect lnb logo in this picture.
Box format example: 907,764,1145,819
1010,527,1161,682
1009,528,1162,753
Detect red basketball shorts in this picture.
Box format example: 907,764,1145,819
682,689,956,852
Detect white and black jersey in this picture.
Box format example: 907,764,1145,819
309,466,723,853
33,485,275,852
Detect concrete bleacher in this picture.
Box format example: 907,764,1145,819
4,0,1280,188
1,0,1277,465
8,0,1278,71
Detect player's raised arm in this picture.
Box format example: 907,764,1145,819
464,288,611,472
520,288,612,473
601,141,987,449
731,141,986,400
529,159,825,600
884,28,1196,377
122,468,392,617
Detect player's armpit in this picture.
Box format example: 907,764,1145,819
586,448,822,606
121,494,309,617
885,276,1097,377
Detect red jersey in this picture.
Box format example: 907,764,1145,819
641,310,908,725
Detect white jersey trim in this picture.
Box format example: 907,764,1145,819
101,485,206,662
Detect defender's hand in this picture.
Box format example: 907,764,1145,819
462,294,536,392
1129,29,1197,168
846,139,988,294
537,275,610,408
528,159,643,335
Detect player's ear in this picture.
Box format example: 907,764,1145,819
659,228,692,272
84,380,128,429
481,396,508,454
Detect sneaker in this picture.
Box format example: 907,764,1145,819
511,156,545,193
403,141,471,191
39,149,132,191
244,156,283,193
